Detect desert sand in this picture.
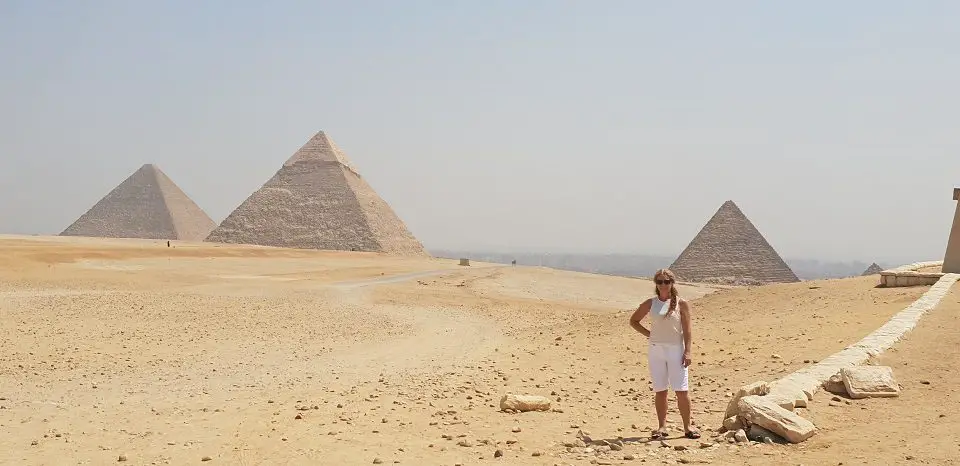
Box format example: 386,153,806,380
0,235,953,465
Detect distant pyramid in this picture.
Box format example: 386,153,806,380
205,131,429,256
861,263,883,275
61,164,216,241
669,200,799,285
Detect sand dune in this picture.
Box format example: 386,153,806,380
0,235,951,465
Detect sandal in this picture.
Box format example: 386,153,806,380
650,429,667,440
684,429,701,439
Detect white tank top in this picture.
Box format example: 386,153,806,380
649,296,685,346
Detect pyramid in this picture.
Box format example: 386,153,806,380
668,200,799,285
61,164,216,241
861,263,883,275
205,131,429,256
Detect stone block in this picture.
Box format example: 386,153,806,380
499,394,551,412
841,366,901,399
724,381,769,419
738,395,817,444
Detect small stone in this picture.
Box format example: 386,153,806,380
373,458,383,464
624,454,636,460
118,455,127,462
201,457,212,462
494,449,503,458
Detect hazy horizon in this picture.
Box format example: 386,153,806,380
2,1,958,266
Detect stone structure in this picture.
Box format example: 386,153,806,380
943,187,960,273
861,263,883,275
879,261,944,287
669,200,799,285
723,270,960,443
206,131,429,256
61,164,216,241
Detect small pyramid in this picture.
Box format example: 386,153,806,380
861,263,883,275
61,164,216,241
669,200,799,285
205,131,429,256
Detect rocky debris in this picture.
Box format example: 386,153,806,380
747,425,784,444
841,365,901,399
499,393,550,412
737,395,817,443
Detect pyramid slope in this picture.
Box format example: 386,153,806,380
205,132,428,257
668,200,799,285
61,164,216,241
862,263,883,275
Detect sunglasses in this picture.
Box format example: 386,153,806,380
655,279,674,285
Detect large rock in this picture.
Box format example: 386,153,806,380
737,395,817,443
724,381,770,419
840,366,901,399
499,394,551,412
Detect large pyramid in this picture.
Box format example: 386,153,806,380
668,200,799,285
861,263,883,275
205,131,429,256
61,163,216,241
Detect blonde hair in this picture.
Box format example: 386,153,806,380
653,268,679,315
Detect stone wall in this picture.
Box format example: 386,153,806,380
723,271,960,443
878,260,944,287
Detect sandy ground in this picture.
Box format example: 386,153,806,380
0,235,948,465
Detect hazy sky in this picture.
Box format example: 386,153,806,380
2,1,958,264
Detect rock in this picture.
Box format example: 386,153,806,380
737,395,817,443
822,374,847,396
734,429,748,443
724,381,769,419
747,425,784,444
494,449,503,458
723,415,742,432
840,366,900,399
118,454,127,462
500,394,551,412
201,457,212,462
373,459,383,465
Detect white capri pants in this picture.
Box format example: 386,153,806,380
648,343,689,392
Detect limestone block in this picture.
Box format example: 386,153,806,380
737,395,817,444
822,374,847,395
840,366,901,399
723,415,742,432
724,381,769,419
499,394,551,412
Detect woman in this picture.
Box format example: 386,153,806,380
629,268,700,440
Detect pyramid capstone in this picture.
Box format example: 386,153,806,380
205,131,429,256
668,200,799,285
60,164,216,241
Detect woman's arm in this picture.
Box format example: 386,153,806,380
630,299,652,337
679,300,693,366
